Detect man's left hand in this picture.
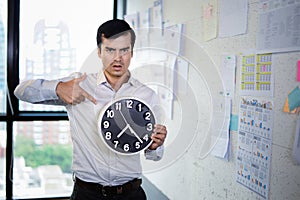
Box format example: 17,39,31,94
148,124,167,150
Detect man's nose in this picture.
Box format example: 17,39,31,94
114,51,122,60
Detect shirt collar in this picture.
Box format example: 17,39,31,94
96,71,136,86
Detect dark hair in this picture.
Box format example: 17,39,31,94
96,19,136,49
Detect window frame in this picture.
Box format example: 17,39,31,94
4,0,126,199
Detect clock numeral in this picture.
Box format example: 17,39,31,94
103,121,110,129
146,123,153,131
145,112,151,120
106,110,114,118
115,102,121,110
126,100,133,108
105,132,112,140
143,134,149,141
123,144,130,152
137,103,142,112
135,141,141,149
113,140,119,148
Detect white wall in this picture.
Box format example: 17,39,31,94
127,0,300,199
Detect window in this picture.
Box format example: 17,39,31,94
16,0,113,197
0,0,7,198
19,0,114,112
13,121,72,198
0,0,6,114
0,123,6,199
2,0,123,199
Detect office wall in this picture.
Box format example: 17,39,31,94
126,0,300,199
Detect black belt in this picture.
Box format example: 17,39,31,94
75,177,142,196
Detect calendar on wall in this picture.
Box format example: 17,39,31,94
240,53,274,97
236,97,273,199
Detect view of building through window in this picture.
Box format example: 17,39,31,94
10,0,113,198
0,123,6,199
13,121,73,198
0,0,6,114
0,0,7,198
19,0,113,111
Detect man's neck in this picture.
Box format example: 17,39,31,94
104,71,130,91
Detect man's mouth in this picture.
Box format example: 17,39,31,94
113,64,122,70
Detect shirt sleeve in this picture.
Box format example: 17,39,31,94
144,145,164,161
14,78,69,106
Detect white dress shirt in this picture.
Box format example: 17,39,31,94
14,71,164,186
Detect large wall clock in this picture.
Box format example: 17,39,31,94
98,97,156,155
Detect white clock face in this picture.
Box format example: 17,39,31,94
98,97,156,155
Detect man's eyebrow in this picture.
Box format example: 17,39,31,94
105,47,116,50
120,47,130,50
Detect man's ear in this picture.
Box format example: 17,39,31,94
97,48,101,58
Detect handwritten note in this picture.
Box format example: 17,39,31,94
202,0,218,41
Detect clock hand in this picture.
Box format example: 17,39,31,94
119,109,129,124
118,109,143,143
117,124,129,138
128,125,143,143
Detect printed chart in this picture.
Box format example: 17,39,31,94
240,53,273,97
236,97,273,199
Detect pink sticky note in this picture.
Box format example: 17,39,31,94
297,60,300,82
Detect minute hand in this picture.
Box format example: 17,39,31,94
119,109,130,125
119,110,143,143
128,125,143,143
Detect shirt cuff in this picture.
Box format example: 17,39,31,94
144,145,164,161
41,79,61,100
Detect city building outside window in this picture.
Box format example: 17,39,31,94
4,0,114,198
0,0,7,197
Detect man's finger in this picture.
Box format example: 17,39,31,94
74,73,97,105
81,89,97,105
76,73,87,83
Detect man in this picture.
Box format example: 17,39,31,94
14,19,167,200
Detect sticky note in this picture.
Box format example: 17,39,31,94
230,114,239,131
288,86,300,111
297,60,300,82
283,97,295,113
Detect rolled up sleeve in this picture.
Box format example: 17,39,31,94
144,145,164,161
14,79,65,105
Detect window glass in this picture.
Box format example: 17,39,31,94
0,0,7,114
19,0,113,111
0,123,6,199
13,121,72,198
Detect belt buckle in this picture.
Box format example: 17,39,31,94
101,186,109,197
117,186,123,194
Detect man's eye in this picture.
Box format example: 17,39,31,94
106,49,115,53
121,49,129,54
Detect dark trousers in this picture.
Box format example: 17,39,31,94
70,181,147,200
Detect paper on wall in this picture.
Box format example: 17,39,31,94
221,55,236,97
219,0,248,37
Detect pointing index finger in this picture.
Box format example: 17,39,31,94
81,89,97,105
76,73,97,105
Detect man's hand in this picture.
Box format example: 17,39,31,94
148,124,167,150
56,73,97,105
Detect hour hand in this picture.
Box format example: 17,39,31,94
117,124,129,138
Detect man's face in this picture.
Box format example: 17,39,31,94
98,33,133,79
